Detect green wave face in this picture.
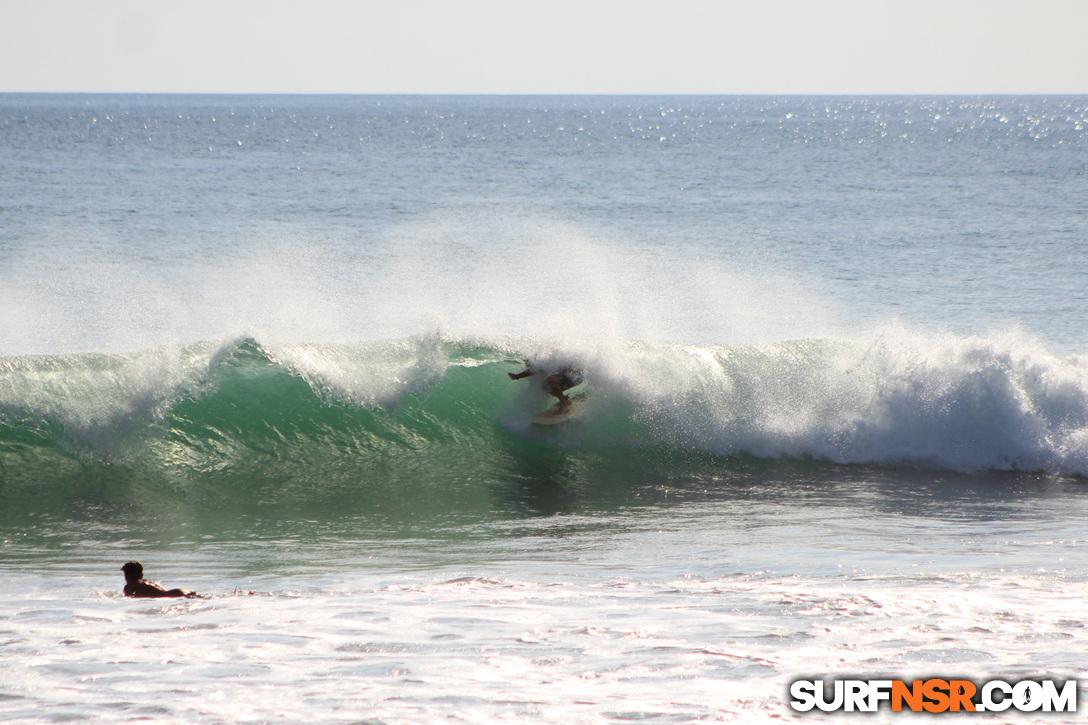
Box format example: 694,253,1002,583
0,338,666,532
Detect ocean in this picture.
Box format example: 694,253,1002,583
1,94,1087,722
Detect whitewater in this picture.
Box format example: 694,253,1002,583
2,95,1087,723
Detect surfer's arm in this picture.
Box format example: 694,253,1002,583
125,579,197,598
508,367,534,380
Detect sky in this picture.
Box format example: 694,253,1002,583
2,0,1087,95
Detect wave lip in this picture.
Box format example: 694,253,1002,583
2,331,1088,483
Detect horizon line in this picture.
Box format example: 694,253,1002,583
3,91,1087,98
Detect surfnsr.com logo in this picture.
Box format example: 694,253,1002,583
789,678,1078,713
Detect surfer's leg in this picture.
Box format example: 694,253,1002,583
545,374,571,412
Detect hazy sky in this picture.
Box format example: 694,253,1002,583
3,0,1086,94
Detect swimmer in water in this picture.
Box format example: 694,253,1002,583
121,561,201,599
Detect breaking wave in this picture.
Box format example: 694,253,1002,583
3,328,1088,495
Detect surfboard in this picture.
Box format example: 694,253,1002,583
531,395,587,425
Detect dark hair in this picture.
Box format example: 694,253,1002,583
121,561,143,578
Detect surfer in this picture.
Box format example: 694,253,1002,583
121,561,201,599
509,362,583,414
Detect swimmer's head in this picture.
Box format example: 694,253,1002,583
121,561,143,580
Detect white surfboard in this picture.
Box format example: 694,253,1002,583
531,395,587,425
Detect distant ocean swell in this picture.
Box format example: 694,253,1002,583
2,330,1087,487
